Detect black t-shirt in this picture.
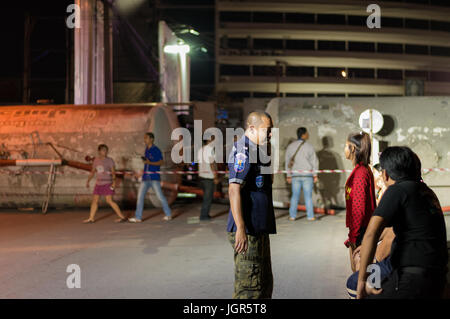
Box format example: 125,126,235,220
373,179,448,271
226,135,276,235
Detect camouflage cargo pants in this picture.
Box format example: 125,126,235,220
227,232,273,299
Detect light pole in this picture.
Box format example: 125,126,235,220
163,44,191,114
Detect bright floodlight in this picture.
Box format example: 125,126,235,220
164,44,190,54
189,29,200,36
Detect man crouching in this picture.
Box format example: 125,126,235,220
357,146,448,299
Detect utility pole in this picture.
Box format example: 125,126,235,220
276,61,281,97
23,12,32,104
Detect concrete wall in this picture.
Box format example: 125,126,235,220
265,97,450,208
0,105,180,209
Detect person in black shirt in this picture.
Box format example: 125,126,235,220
357,146,448,299
227,111,275,299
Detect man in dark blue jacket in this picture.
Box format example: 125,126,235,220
227,111,276,299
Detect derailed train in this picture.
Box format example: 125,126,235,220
0,104,181,211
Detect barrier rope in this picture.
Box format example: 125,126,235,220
1,168,450,175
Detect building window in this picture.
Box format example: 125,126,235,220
285,13,315,24
405,18,429,29
405,70,428,79
285,93,315,97
405,44,428,55
253,66,277,76
254,39,283,50
220,65,250,76
349,68,375,79
317,14,346,25
348,42,375,52
253,12,283,23
225,38,248,49
227,92,251,102
430,0,450,6
318,41,345,51
253,92,277,98
429,71,450,82
286,40,314,50
381,17,404,28
318,67,342,77
378,43,403,53
377,69,403,80
286,66,314,77
431,21,450,32
430,46,450,57
220,11,251,23
348,94,376,97
406,0,434,5
347,15,366,26
317,93,346,97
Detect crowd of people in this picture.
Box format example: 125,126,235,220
83,132,172,224
226,111,447,300
82,110,448,299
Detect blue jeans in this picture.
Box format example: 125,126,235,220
289,176,314,219
346,256,393,299
135,180,171,220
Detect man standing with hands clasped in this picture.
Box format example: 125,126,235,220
227,111,276,299
285,127,319,221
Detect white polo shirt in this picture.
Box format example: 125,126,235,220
198,144,215,179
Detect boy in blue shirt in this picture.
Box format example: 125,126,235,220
129,132,172,222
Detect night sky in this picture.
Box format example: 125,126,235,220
1,0,449,104
0,0,215,104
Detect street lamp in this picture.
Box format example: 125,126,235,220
163,43,190,115
163,44,190,54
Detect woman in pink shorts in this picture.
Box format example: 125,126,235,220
83,144,126,223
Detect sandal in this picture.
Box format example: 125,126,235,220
83,219,95,224
115,218,127,223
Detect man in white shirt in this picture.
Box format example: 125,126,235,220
198,138,219,220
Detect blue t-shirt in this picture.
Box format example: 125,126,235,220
226,135,276,235
143,145,163,181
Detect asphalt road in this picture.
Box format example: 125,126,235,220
0,201,448,299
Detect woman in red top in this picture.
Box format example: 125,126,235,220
344,132,376,272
